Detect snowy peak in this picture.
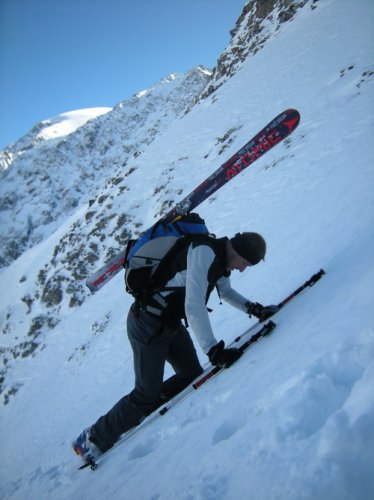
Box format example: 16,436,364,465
0,66,211,269
36,108,112,142
140,66,212,93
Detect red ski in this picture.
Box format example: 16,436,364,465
86,109,300,292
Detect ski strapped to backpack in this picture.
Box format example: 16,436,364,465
86,109,301,293
124,212,211,302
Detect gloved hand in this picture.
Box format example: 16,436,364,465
245,301,280,321
208,340,242,368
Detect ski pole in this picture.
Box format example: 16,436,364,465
256,268,326,323
190,321,276,391
277,268,325,309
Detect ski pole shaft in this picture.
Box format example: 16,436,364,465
277,269,325,309
159,321,274,415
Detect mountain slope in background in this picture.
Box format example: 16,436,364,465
0,67,212,268
1,0,374,498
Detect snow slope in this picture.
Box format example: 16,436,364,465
1,0,374,499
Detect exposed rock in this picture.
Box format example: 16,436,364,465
200,0,316,100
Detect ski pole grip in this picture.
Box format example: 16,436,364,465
306,268,326,286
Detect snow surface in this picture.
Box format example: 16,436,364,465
1,0,374,499
37,108,113,141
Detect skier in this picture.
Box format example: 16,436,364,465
73,232,279,462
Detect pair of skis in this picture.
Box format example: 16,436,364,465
86,109,301,293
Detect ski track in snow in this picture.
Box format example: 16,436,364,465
1,0,374,499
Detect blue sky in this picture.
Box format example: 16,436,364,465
0,0,246,150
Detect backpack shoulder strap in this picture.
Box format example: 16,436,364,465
149,234,215,291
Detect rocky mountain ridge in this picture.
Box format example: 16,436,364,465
0,66,212,268
201,0,318,98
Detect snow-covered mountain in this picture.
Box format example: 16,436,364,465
1,0,374,499
0,67,212,268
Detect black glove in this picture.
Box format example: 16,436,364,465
208,340,242,368
245,301,280,321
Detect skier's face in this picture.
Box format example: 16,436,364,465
226,253,251,273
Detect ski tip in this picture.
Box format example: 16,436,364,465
285,108,300,118
283,109,301,133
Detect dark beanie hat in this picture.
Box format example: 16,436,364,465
230,232,266,265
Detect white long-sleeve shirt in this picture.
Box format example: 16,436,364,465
162,243,249,354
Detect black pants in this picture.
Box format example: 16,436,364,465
90,305,203,452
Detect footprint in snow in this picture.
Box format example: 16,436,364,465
128,435,159,460
212,414,247,445
128,425,178,460
275,339,371,441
